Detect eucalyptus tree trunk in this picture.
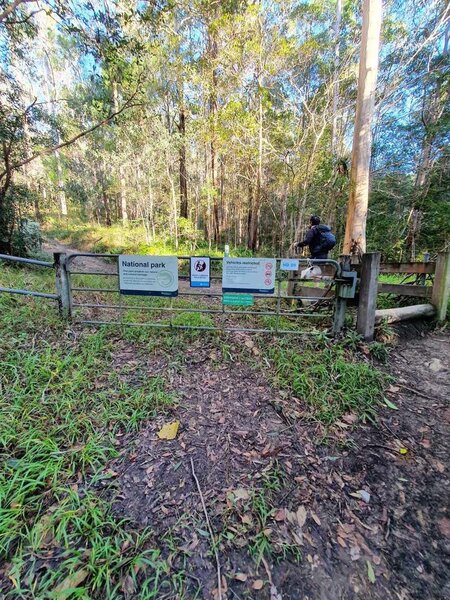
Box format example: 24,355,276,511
112,81,128,225
43,50,67,217
331,0,342,158
248,94,263,251
179,104,188,219
343,0,382,257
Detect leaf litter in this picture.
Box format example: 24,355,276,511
46,330,450,599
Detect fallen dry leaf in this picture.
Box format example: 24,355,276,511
434,460,445,473
342,412,358,424
157,421,180,440
270,583,283,600
121,574,136,596
310,511,321,526
235,573,247,582
233,488,250,501
53,569,88,599
296,505,307,527
438,517,450,539
252,579,264,590
350,545,361,561
241,514,253,525
273,509,285,522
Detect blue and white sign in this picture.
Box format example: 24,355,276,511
119,255,178,297
190,257,210,288
222,257,276,294
280,258,299,271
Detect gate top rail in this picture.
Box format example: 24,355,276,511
65,253,342,277
0,253,57,301
0,253,54,268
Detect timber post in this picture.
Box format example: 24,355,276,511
54,252,72,319
431,251,450,322
357,252,381,341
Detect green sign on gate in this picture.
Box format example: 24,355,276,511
222,293,254,306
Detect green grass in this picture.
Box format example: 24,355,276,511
265,338,389,425
0,266,192,597
221,462,301,567
44,219,251,258
0,261,393,596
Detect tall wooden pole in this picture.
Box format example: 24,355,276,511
343,0,382,257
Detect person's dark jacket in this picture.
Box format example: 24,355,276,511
297,224,332,258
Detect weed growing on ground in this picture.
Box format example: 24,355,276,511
0,272,185,596
221,462,301,568
368,341,391,363
265,338,389,425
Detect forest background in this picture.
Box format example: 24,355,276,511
0,0,449,260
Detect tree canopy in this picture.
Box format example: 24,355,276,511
0,0,448,257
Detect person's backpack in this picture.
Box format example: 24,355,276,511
318,228,336,252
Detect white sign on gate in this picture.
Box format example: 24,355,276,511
190,257,210,288
280,258,299,271
222,257,276,294
119,255,178,296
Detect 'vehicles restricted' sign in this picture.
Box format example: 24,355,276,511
222,257,276,294
118,255,178,297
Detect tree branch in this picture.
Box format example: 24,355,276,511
0,0,35,23
0,93,142,181
4,7,44,24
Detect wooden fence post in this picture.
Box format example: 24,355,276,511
357,252,380,341
431,251,450,322
54,252,72,319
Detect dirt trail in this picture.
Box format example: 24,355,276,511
43,240,117,273
102,329,450,600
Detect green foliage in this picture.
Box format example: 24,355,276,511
0,270,182,595
266,338,388,425
368,341,390,363
0,185,41,256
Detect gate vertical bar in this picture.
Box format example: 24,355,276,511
357,252,381,341
332,255,351,335
54,252,72,319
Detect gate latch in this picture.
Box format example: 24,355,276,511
336,271,357,298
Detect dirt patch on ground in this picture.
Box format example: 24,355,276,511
43,240,117,274
102,330,449,599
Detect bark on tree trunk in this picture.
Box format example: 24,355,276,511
208,21,220,243
112,81,128,225
55,149,67,217
179,106,188,218
343,0,382,257
406,28,448,260
166,155,179,250
43,50,67,218
331,0,342,158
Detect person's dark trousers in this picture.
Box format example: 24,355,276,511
311,253,328,260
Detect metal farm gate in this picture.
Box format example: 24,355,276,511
65,253,353,335
1,252,357,336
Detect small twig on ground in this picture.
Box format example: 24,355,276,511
261,556,282,599
190,457,222,600
364,443,397,455
261,556,273,584
278,485,297,505
396,383,434,401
